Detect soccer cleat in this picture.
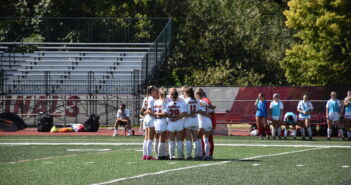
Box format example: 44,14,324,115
193,156,200,161
112,133,117,137
203,156,211,161
341,137,346,141
278,136,282,140
146,156,157,160
326,137,331,141
302,137,305,140
273,136,276,140
266,135,270,140
141,156,147,160
309,137,312,141
178,157,185,160
186,157,193,160
208,156,213,160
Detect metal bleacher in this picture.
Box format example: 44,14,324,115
0,18,172,95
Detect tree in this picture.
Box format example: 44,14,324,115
282,0,351,86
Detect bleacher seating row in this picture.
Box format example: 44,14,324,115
0,42,161,94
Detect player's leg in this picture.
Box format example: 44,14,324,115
197,128,204,159
184,128,193,159
142,126,149,160
154,133,159,157
168,131,176,160
277,119,282,140
327,119,333,140
203,130,211,160
299,120,306,140
305,118,313,140
126,119,132,136
208,130,214,159
284,123,289,140
256,116,262,139
191,128,199,159
263,117,270,139
271,120,277,139
176,130,185,160
146,127,156,160
336,120,344,140
113,120,119,136
347,118,351,140
292,124,297,139
158,131,167,159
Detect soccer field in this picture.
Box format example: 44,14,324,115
0,136,350,185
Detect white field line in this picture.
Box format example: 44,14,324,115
1,142,351,148
2,147,140,165
90,147,325,185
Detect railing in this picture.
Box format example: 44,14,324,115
1,71,139,95
141,18,172,87
0,17,169,43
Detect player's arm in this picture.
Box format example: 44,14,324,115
326,102,329,119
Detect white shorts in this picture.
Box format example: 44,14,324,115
345,112,351,119
328,112,340,122
167,120,184,132
184,117,199,130
199,116,212,132
154,118,167,133
272,116,280,121
298,114,311,121
144,115,155,128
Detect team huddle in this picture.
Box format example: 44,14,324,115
141,86,216,160
255,91,351,141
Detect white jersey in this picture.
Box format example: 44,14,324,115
198,100,213,130
183,97,201,126
149,98,168,132
142,96,154,128
116,109,130,120
165,100,186,122
297,100,313,119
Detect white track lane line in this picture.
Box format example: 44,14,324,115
1,142,351,148
90,147,325,185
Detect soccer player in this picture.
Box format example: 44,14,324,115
344,91,351,140
283,112,298,139
195,89,213,160
165,89,187,160
326,91,343,140
255,93,269,140
183,87,201,160
297,94,314,140
113,104,132,136
269,93,284,140
141,85,157,160
148,87,168,159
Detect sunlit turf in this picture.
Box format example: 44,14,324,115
0,135,350,185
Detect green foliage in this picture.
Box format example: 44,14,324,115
282,0,351,86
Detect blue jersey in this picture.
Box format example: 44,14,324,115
270,101,283,117
256,100,267,117
326,99,341,113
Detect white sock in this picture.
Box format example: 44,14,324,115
154,139,159,156
158,142,164,157
277,127,281,137
142,139,147,156
301,128,306,137
327,128,332,138
128,129,132,135
177,141,184,159
339,129,344,138
347,132,351,138
114,128,118,134
307,127,312,137
197,139,203,157
284,129,288,137
164,140,169,156
147,139,153,157
271,127,276,137
292,129,297,137
194,140,199,157
186,140,192,158
169,141,175,158
203,138,210,157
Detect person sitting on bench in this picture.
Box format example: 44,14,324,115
113,104,132,136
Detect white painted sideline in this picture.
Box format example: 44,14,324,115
1,142,351,148
90,148,325,185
